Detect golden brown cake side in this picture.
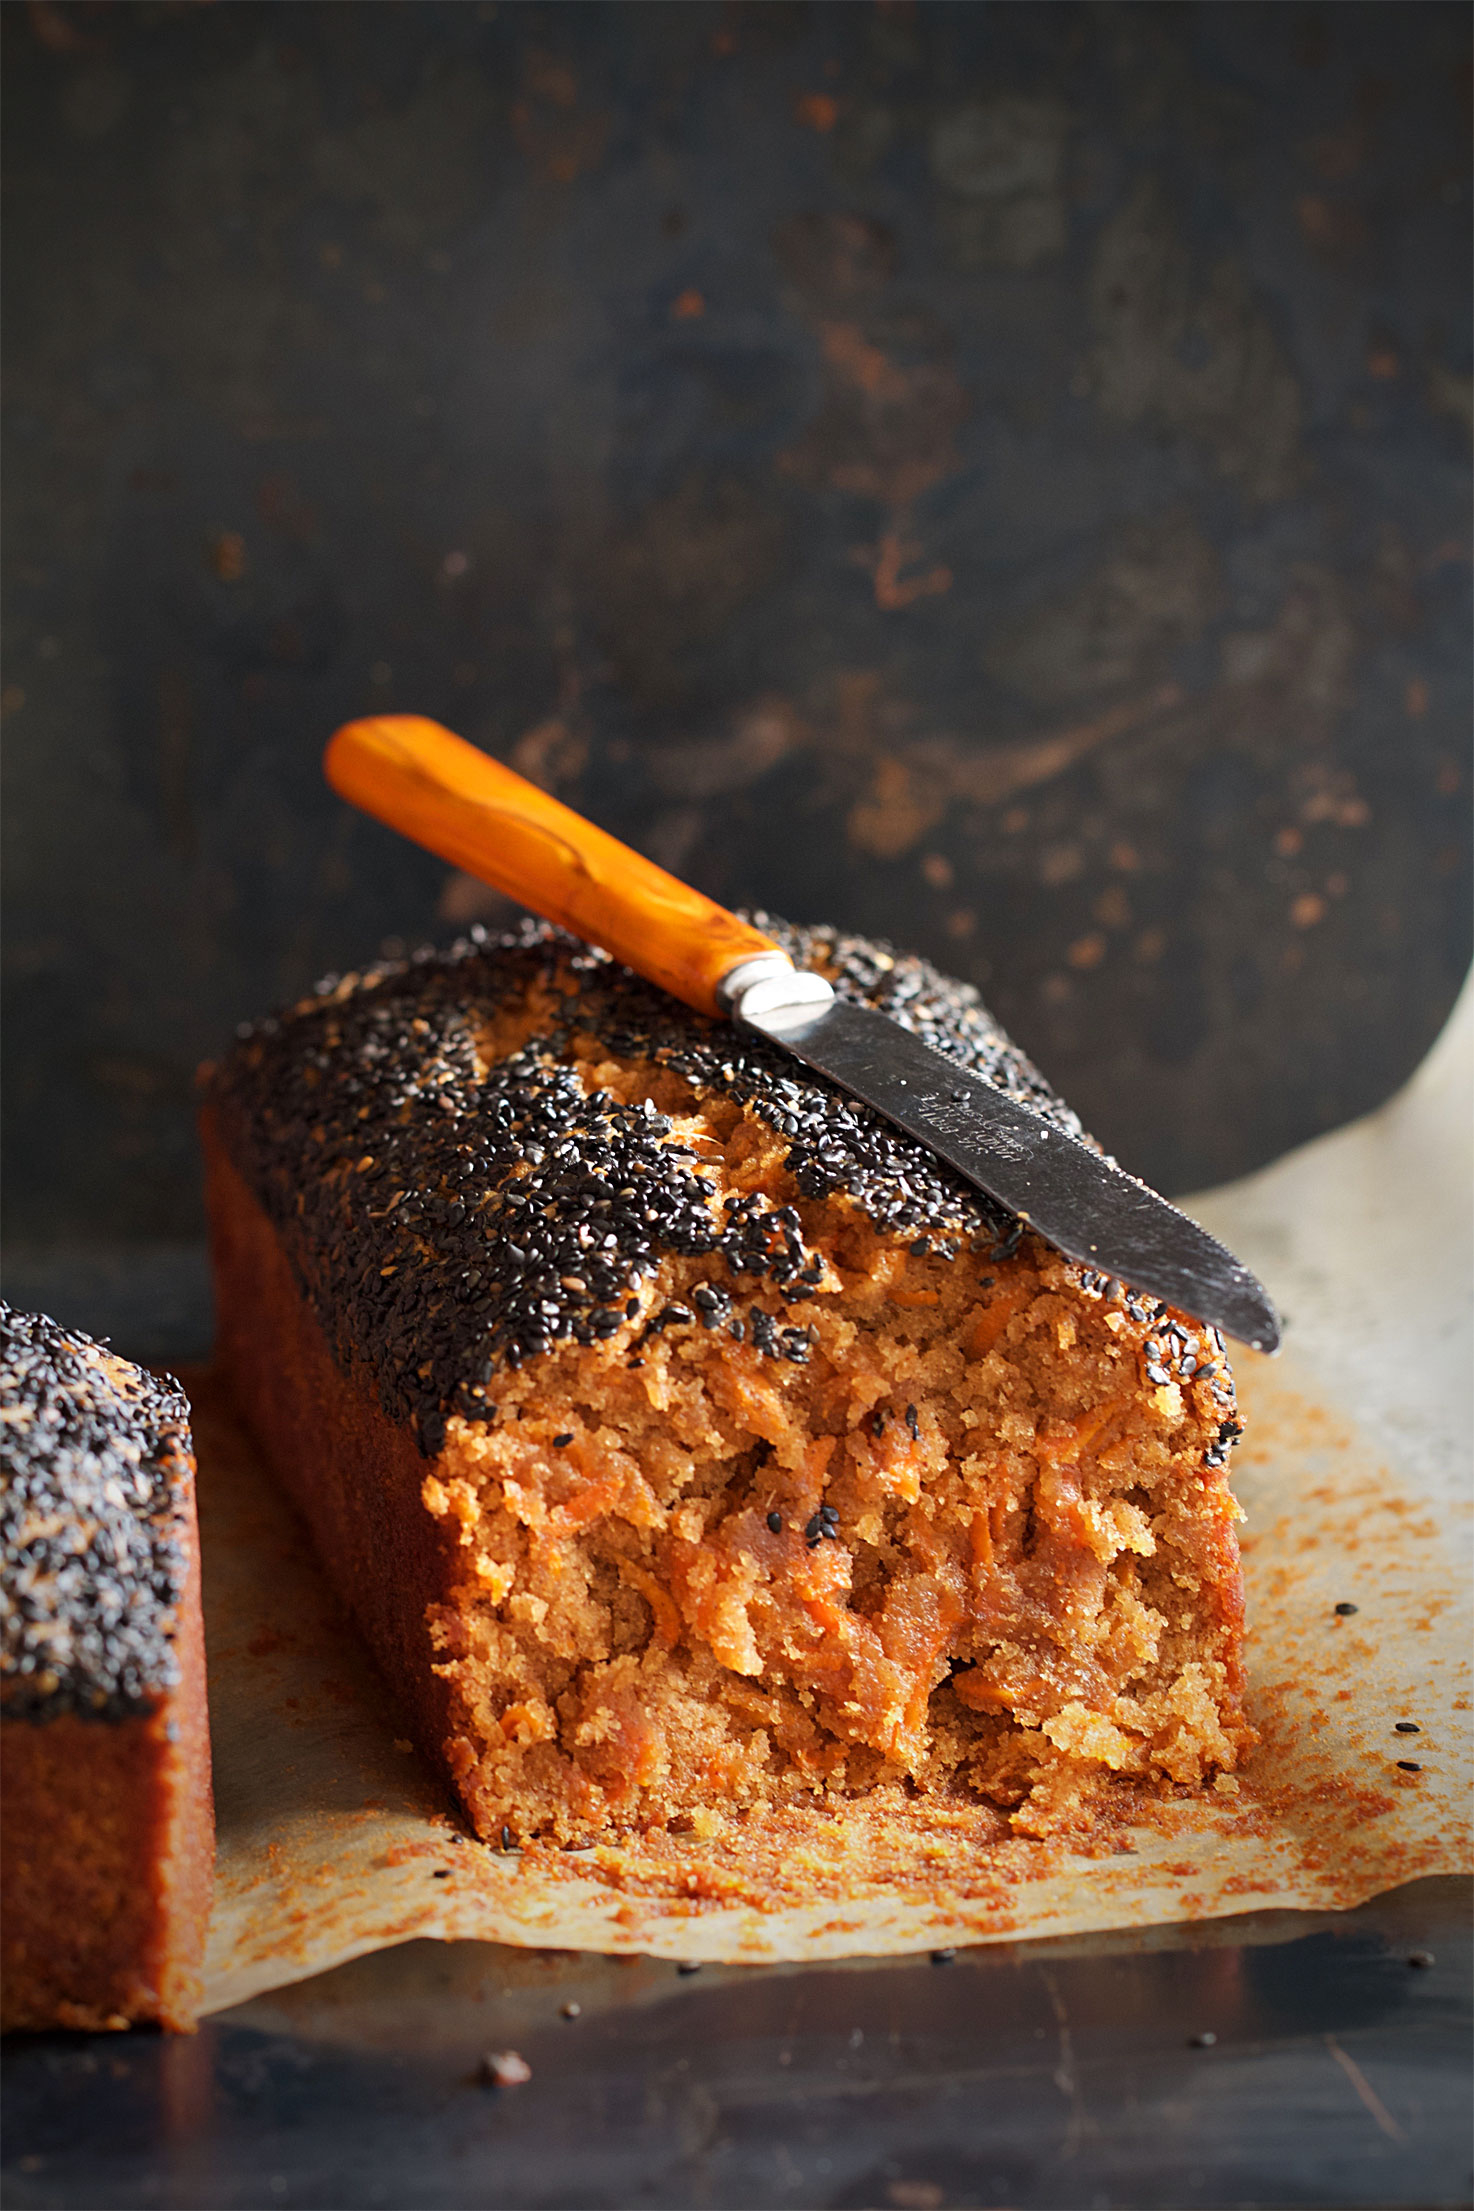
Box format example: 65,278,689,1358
0,1311,215,2032
204,922,1253,1852
204,1118,463,1772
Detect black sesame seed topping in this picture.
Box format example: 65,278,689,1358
930,1948,957,1965
1334,1602,1359,1617
1396,1761,1422,1772
1394,1722,1421,1734
552,1433,574,1449
1,1304,193,1723
766,1511,783,1534
905,1404,920,1441
210,918,1115,1454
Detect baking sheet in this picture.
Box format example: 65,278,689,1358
192,982,1473,2014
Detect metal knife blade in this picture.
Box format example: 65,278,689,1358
735,990,1281,1352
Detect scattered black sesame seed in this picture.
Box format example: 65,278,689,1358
1394,1722,1421,1734
431,1868,451,1879
1408,1951,1435,1969
766,1511,783,1534
905,1405,920,1441
500,1825,517,1853
551,1433,574,1449
677,1962,702,1976
930,1948,957,1965
1396,1761,1422,1772
1188,2031,1217,2049
1335,1603,1359,1617
560,2001,582,2019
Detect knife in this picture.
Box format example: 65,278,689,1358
324,714,1280,1352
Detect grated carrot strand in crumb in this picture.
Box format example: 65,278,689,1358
617,1557,681,1648
1035,1395,1131,1464
965,1282,1032,1357
549,1470,625,1535
805,1434,837,1479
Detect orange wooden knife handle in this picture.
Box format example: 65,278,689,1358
325,715,780,1019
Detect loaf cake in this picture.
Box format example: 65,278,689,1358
203,918,1251,1854
1,1307,214,2031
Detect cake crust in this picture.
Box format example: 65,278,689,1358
205,922,1252,1852
1,1310,214,2032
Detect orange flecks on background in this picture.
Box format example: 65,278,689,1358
868,530,953,611
1290,892,1327,929
511,52,607,185
822,321,910,401
671,289,706,322
1296,194,1368,256
523,51,578,108
795,92,839,133
1405,677,1429,717
208,531,248,582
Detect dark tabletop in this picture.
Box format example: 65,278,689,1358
3,1878,1470,2210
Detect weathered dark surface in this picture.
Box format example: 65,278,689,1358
3,1878,1470,2209
2,1,1470,1351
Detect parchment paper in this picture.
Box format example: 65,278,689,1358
193,983,1473,2014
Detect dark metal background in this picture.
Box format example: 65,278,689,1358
2,1,1470,1354
3,1880,1470,2210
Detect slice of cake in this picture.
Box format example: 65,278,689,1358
202,918,1251,1852
1,1308,214,2031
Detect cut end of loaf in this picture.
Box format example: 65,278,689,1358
424,1183,1250,1852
